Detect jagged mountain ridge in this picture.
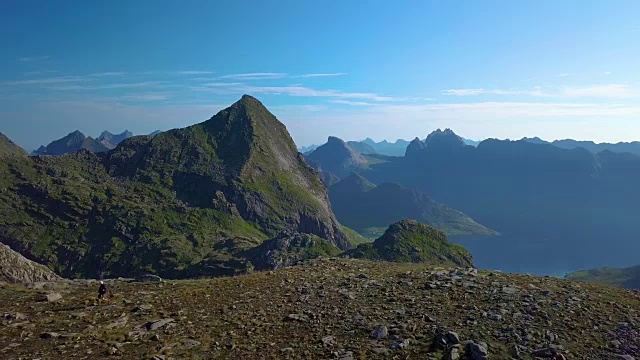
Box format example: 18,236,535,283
97,130,134,149
363,128,640,273
0,95,348,278
32,130,110,155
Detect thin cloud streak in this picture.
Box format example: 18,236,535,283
294,73,348,78
442,88,547,97
219,73,287,80
18,56,50,62
194,83,400,101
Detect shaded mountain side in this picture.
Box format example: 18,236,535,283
346,141,377,155
0,242,61,284
329,173,496,237
0,132,28,157
305,136,367,179
361,138,411,156
363,129,640,272
0,95,348,279
97,130,134,149
566,265,640,289
345,220,474,267
32,130,111,156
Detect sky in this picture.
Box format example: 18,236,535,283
2,0,640,151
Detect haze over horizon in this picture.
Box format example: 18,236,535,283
2,0,640,151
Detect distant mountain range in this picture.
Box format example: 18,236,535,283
32,130,161,156
522,137,640,155
360,128,640,273
329,173,496,238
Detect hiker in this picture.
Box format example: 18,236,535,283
98,281,107,300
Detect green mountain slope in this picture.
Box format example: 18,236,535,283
0,95,348,279
329,173,496,237
566,265,640,289
346,220,474,267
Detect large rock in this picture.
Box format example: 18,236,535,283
0,243,61,284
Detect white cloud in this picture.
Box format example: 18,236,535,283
194,83,399,101
558,73,570,77
47,81,165,91
561,84,636,98
88,72,126,77
604,71,612,75
330,100,374,106
442,88,547,97
170,71,215,75
5,76,92,85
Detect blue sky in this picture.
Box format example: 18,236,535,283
2,0,640,151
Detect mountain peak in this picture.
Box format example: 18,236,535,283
327,136,346,145
424,128,466,149
0,132,28,157
305,135,367,178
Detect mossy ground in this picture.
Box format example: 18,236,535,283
1,259,639,359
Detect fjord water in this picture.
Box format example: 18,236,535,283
451,231,640,278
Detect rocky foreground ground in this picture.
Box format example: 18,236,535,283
1,258,640,360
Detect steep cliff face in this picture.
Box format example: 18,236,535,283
0,243,61,284
0,95,348,279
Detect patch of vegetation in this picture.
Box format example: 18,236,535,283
346,220,474,267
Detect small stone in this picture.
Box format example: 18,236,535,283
610,339,622,348
285,314,309,322
468,341,488,360
150,334,161,341
321,335,336,347
446,331,460,345
44,292,62,302
371,326,388,340
40,332,60,339
144,318,175,331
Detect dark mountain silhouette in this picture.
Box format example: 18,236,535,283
521,136,640,155
360,138,410,156
0,95,348,278
32,130,110,155
329,173,496,237
363,129,640,272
